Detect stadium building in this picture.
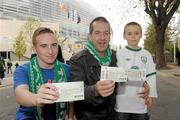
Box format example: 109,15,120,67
0,0,101,61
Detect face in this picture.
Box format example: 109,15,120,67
89,21,110,56
33,33,58,68
124,25,142,48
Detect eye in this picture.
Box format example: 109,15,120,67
104,32,110,36
40,44,47,48
135,32,140,35
127,32,132,36
52,43,58,47
94,31,100,35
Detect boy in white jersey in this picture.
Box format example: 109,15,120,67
115,22,157,120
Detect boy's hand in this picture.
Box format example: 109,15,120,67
145,97,153,108
138,81,150,99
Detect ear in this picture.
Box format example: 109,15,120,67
32,46,37,54
123,34,126,41
88,34,92,41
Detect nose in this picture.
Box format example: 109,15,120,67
132,33,136,38
100,33,105,40
48,46,53,54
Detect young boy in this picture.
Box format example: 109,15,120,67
115,22,157,120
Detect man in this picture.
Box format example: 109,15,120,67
7,59,13,74
176,47,180,66
13,27,70,120
0,56,5,85
70,17,150,120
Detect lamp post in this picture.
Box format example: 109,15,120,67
172,10,180,64
173,38,176,64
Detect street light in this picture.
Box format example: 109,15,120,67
173,37,176,64
171,9,180,64
173,30,180,64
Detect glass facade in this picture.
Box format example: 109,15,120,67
0,0,101,46
0,0,101,59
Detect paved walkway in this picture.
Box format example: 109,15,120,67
157,64,180,80
0,73,13,88
0,64,179,120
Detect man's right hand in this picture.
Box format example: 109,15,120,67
95,80,115,97
36,83,59,107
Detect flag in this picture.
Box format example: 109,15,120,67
77,13,81,24
59,3,65,13
72,10,74,21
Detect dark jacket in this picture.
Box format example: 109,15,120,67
70,49,117,120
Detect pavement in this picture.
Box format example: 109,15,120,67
156,64,180,80
0,64,179,120
0,73,13,88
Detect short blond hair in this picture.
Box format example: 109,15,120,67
32,27,54,45
123,22,142,35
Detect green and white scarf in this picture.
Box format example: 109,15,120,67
86,41,112,66
28,57,67,120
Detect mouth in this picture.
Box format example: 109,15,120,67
98,42,106,46
47,56,55,59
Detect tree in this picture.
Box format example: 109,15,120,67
54,30,72,52
144,23,173,55
144,23,156,54
13,31,27,60
22,16,41,57
23,16,41,47
141,0,180,69
54,30,65,45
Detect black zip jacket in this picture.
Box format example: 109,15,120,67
70,49,117,120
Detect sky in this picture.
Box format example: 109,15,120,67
83,0,150,48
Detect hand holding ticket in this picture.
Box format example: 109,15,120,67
100,66,146,82
53,81,84,102
100,66,128,82
126,69,146,81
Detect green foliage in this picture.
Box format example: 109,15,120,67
54,30,62,43
141,0,179,69
12,16,40,59
23,16,41,44
54,30,69,45
144,23,173,54
14,16,41,59
13,31,27,60
165,27,174,52
144,23,155,54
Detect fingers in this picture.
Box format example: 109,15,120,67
145,97,153,108
96,80,115,97
45,83,59,94
36,83,59,106
138,82,150,99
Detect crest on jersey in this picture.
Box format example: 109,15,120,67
141,56,147,64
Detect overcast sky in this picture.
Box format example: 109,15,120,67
84,0,150,47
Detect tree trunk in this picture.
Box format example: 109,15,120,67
155,26,166,70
